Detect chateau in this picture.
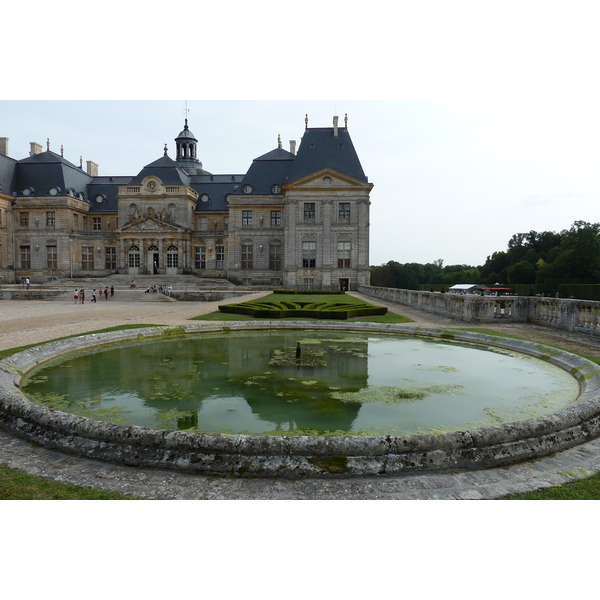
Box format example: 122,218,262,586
0,114,372,290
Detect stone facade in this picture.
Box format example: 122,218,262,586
0,116,372,289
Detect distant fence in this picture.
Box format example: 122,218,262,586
359,285,600,338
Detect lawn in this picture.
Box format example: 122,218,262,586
191,292,413,324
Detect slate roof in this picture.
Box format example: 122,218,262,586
288,127,368,183
129,154,191,186
190,174,245,212
0,153,16,194
237,147,295,195
86,176,132,213
13,151,92,199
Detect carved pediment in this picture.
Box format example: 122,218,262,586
286,168,373,191
119,217,185,233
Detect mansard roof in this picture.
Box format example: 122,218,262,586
288,127,368,183
0,153,16,194
236,146,295,195
190,174,245,211
129,154,191,186
13,150,92,199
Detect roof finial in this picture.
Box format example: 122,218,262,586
80,155,83,168
47,138,50,151
277,133,282,148
305,114,308,129
184,101,190,129
164,143,168,156
60,145,64,157
345,113,348,128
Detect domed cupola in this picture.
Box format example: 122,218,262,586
175,119,203,171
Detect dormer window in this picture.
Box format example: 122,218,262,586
242,184,253,194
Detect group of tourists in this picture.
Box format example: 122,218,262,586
74,286,114,304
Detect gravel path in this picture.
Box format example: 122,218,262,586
2,292,600,500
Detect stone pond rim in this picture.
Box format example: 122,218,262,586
1,321,600,478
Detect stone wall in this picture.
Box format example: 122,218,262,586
359,285,600,338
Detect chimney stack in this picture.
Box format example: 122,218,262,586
0,137,8,156
86,160,99,177
333,116,339,137
30,142,43,156
289,140,296,155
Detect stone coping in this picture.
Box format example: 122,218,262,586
1,321,600,478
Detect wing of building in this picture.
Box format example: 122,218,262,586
0,114,373,290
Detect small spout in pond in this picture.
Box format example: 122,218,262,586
296,342,301,358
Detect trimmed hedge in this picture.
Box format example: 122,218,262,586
218,300,387,320
273,290,346,295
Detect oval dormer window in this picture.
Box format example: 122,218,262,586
242,184,253,194
22,187,34,196
48,186,61,196
271,184,282,194
200,194,210,202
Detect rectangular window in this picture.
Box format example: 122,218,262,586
242,210,253,227
302,241,316,268
46,212,56,227
82,246,94,270
303,277,315,290
195,246,206,269
167,252,179,268
224,217,229,231
83,216,88,231
269,245,282,270
270,210,281,227
216,245,225,269
128,251,140,268
105,247,116,269
337,241,351,268
198,217,208,231
46,245,57,269
20,212,29,227
339,203,351,220
20,245,31,269
241,244,253,270
73,214,79,230
303,203,315,221
92,217,101,231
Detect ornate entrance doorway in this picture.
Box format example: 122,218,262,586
147,246,159,274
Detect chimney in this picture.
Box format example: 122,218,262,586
86,160,99,177
289,140,296,155
333,116,339,137
0,137,8,156
30,142,43,156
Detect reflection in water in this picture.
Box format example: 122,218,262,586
22,331,579,436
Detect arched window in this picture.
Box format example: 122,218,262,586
128,245,140,268
168,203,177,222
167,245,179,268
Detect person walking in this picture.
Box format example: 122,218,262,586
91,289,97,303
104,287,109,300
74,289,79,304
110,285,114,298
79,289,85,304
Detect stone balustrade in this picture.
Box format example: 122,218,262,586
358,285,600,338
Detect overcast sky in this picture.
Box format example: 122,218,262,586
4,2,600,272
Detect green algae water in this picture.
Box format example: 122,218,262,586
21,331,579,436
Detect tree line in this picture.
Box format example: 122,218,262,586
370,220,600,290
